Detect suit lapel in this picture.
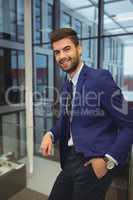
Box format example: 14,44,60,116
61,78,69,113
76,64,89,94
73,65,89,108
62,64,91,114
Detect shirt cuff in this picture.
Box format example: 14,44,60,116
47,131,54,143
105,154,118,166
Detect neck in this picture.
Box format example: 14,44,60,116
69,59,83,79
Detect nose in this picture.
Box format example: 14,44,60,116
59,50,66,60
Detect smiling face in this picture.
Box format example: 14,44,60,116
52,37,82,76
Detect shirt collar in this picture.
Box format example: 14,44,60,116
68,62,84,86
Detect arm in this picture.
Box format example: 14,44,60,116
85,70,133,178
100,70,133,166
40,115,62,157
40,78,68,157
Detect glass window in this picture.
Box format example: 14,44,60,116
35,0,42,45
18,50,25,105
17,0,24,42
0,48,25,105
104,0,133,35
109,38,113,62
0,0,17,41
35,54,48,99
117,42,121,65
19,111,26,157
48,3,53,29
75,19,82,38
11,50,18,87
103,34,133,88
46,3,53,49
0,48,5,105
123,41,133,93
112,39,117,64
0,0,24,42
18,51,25,86
2,113,19,158
0,0,3,36
34,116,45,153
9,0,17,41
61,0,92,9
62,12,71,27
104,37,110,63
0,111,26,159
87,26,92,58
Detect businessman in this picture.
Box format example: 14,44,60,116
40,28,133,200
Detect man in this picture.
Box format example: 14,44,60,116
40,28,133,200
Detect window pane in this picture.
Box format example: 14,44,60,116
62,12,71,27
48,3,53,29
75,19,82,38
2,114,19,158
46,3,53,49
104,0,133,35
17,0,24,42
9,0,16,40
103,35,133,91
0,111,26,159
19,111,26,157
11,50,17,87
35,54,48,98
34,0,42,45
0,48,25,105
34,117,45,153
123,40,133,102
0,0,3,36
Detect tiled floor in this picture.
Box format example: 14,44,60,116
6,156,60,199
9,188,48,200
27,156,60,195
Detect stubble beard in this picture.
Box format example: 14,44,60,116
60,55,81,74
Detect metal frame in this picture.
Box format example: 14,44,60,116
97,0,104,68
24,0,34,174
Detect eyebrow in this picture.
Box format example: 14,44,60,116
54,45,71,53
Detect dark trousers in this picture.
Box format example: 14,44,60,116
49,147,113,200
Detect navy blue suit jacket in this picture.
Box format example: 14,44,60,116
51,64,133,169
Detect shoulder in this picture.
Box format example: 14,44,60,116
84,66,116,90
85,65,113,81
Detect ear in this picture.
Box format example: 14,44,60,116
78,45,82,56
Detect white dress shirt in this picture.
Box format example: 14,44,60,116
67,62,84,146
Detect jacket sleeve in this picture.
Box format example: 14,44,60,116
100,70,133,166
50,115,62,143
49,81,67,143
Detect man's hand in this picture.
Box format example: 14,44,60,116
40,132,53,157
84,158,108,179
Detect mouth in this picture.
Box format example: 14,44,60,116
60,59,70,67
59,58,71,66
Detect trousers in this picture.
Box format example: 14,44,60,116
48,146,114,200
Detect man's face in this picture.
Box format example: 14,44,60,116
52,38,82,74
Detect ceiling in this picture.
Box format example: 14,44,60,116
61,0,133,45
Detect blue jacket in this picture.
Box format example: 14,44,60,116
51,64,133,169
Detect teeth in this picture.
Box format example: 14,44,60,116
60,59,69,64
62,61,69,65
63,61,68,64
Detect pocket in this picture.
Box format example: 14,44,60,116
84,163,105,180
89,163,99,179
83,162,98,179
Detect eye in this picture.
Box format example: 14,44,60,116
54,51,59,56
64,46,71,51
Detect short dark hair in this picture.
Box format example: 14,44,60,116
50,28,79,47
